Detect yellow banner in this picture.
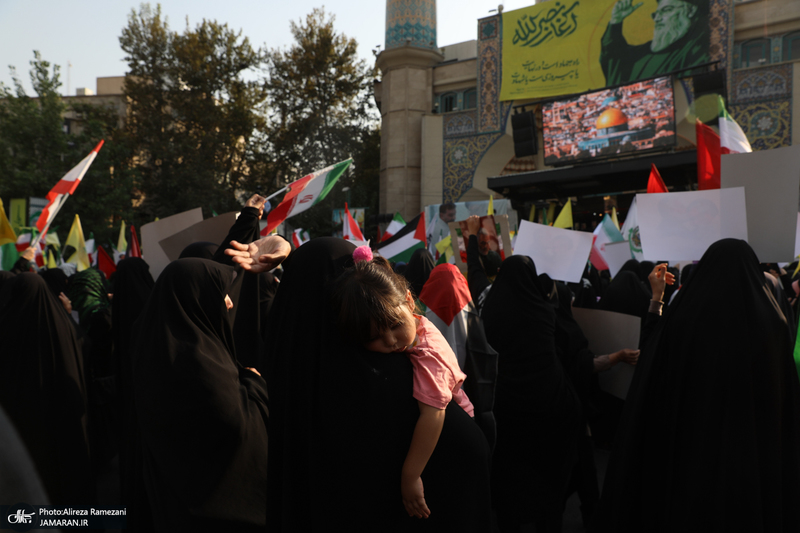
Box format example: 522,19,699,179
501,0,710,100
10,198,26,233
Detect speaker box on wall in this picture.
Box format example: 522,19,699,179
511,110,538,158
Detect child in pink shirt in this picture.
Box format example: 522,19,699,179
331,246,474,519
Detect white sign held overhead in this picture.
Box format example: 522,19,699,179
603,241,636,278
721,145,800,263
637,188,748,262
513,220,594,283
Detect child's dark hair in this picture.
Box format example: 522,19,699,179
331,256,411,345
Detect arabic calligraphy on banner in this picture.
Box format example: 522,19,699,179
501,0,656,100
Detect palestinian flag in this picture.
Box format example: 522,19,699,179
374,213,425,264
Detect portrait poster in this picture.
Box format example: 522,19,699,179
501,0,711,100
449,215,513,274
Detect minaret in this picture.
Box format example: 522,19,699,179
376,0,443,220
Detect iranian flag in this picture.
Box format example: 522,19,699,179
718,96,752,155
590,214,624,271
291,228,310,248
381,212,406,241
342,203,366,244
696,97,752,190
621,197,644,261
262,159,352,235
34,141,104,245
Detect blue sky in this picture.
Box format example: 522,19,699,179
0,0,534,97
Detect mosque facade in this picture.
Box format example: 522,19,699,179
374,0,800,227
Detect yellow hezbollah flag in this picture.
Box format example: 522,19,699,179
553,201,573,229
501,0,657,100
65,214,91,271
117,221,127,253
0,199,17,246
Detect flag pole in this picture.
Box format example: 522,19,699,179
264,187,288,202
31,194,70,248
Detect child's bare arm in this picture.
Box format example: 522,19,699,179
401,402,445,519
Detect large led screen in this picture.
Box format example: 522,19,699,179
543,76,676,166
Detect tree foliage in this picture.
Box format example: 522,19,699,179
0,52,135,247
256,8,380,237
0,52,68,205
119,4,268,221
0,6,380,249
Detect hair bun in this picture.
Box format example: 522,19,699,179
353,245,373,264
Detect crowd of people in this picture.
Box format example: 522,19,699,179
2,196,800,532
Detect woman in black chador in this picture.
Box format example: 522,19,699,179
595,239,800,532
0,273,93,505
244,237,492,532
132,258,269,531
481,255,582,532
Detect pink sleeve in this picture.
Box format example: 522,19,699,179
409,349,454,410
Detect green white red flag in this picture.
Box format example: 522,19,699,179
262,159,352,235
342,203,365,243
381,212,406,241
696,97,751,190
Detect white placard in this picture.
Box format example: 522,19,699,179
721,145,800,262
571,307,641,400
637,188,747,261
603,241,635,278
158,212,238,262
141,208,203,280
513,220,594,283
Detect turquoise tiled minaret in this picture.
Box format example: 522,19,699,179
385,0,438,50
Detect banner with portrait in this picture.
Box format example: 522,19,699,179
500,0,710,100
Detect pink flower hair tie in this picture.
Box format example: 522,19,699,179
353,245,373,264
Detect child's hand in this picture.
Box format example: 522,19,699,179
401,475,430,519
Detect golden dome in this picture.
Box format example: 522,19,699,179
596,108,628,130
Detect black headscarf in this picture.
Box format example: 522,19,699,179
595,239,800,532
598,270,651,324
0,270,14,292
482,255,582,526
112,258,154,389
132,258,269,531
39,268,69,299
178,241,218,260
266,237,491,531
212,207,268,371
111,257,155,522
403,248,435,298
0,273,93,504
543,275,598,421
